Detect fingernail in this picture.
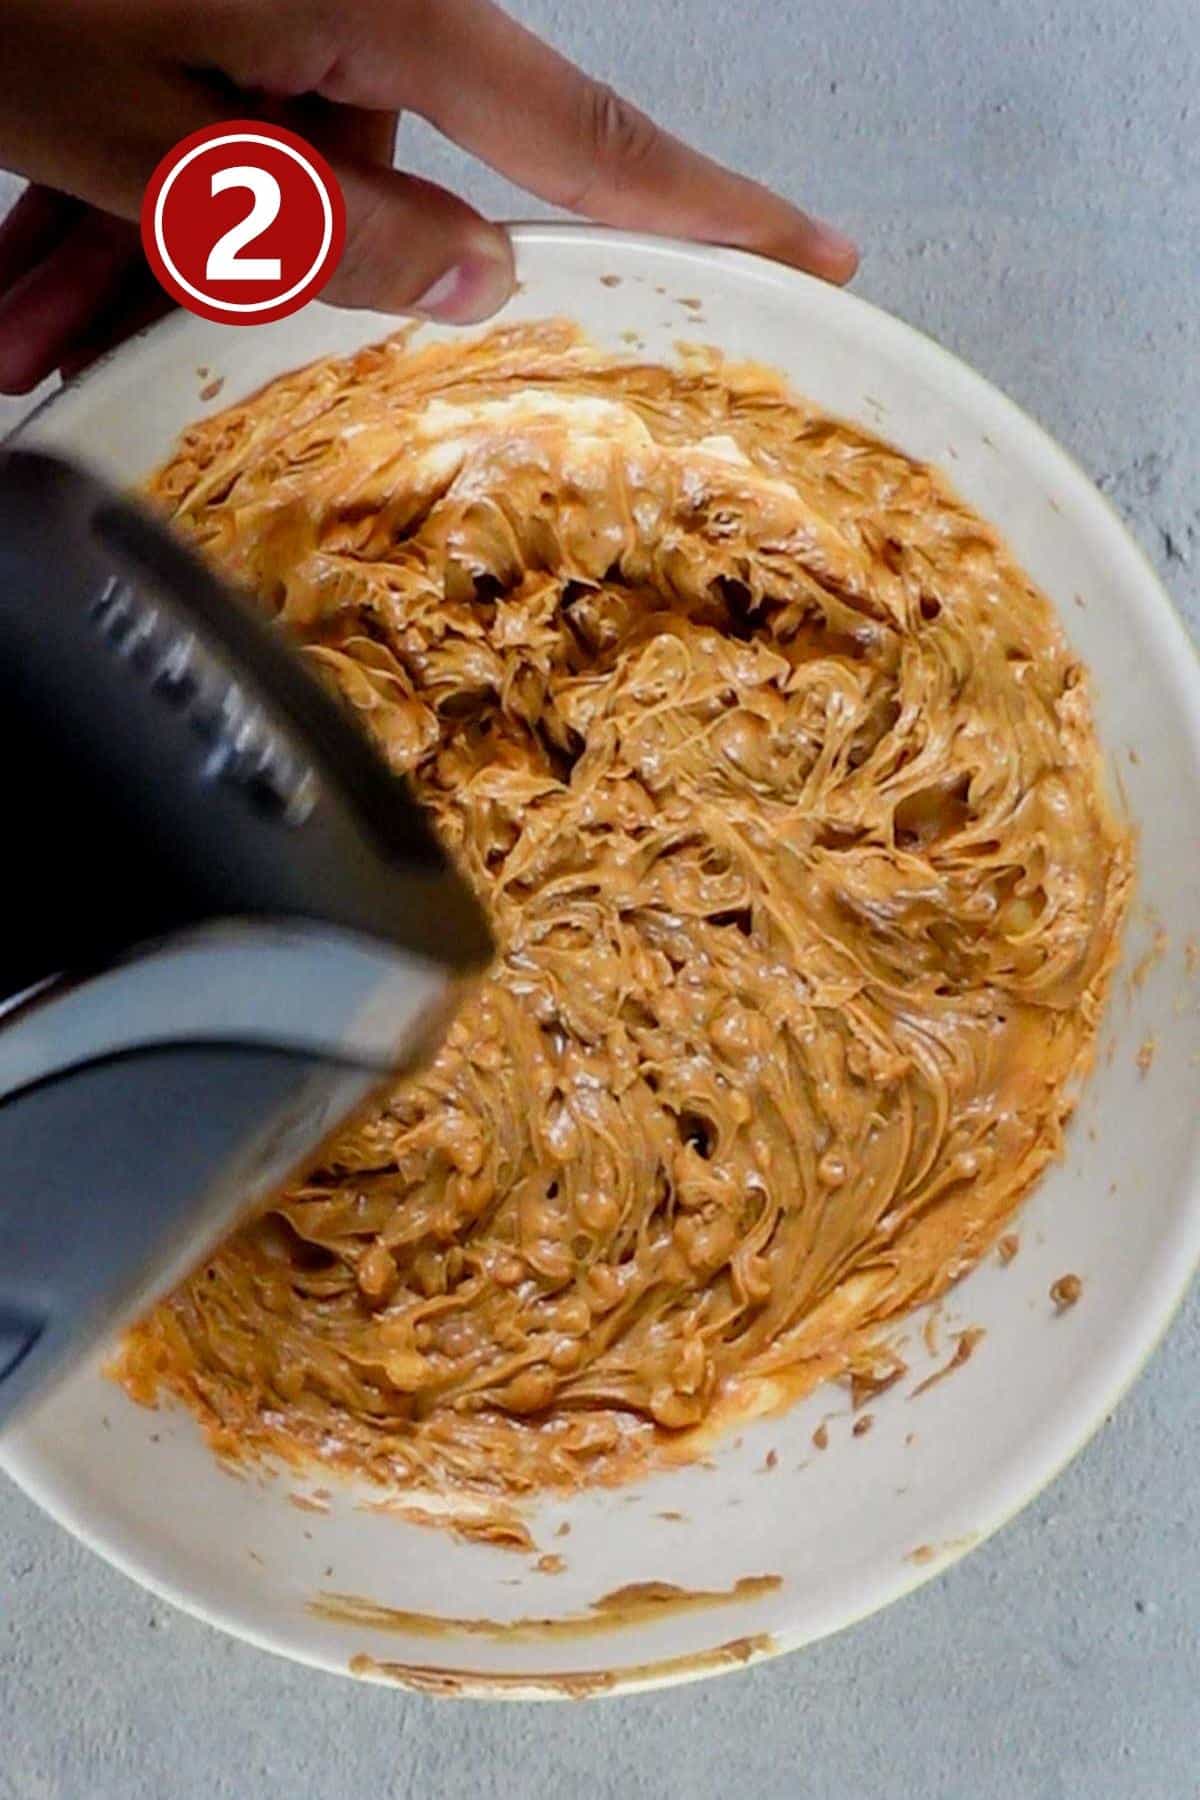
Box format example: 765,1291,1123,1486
812,220,860,280
411,249,514,325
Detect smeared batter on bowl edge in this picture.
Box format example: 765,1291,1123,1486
116,321,1132,1494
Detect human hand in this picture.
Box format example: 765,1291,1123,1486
0,0,858,395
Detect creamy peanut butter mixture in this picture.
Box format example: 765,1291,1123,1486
117,322,1132,1494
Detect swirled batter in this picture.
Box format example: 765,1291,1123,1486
117,322,1132,1494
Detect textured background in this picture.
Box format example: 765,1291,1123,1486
1,1,1198,1794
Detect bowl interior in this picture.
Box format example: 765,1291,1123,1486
4,226,1198,1697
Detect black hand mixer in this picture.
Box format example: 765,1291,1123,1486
0,448,491,1425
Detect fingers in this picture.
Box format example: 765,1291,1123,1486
58,272,173,381
0,184,83,291
0,5,224,222
273,94,399,173
198,74,514,324
324,161,514,322
0,201,143,394
0,113,509,392
353,0,858,284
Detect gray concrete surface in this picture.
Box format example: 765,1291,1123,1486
1,1,1198,1794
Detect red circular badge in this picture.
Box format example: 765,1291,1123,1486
141,121,345,325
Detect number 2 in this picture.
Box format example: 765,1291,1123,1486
205,166,282,282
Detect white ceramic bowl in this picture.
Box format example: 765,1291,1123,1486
5,225,1198,1698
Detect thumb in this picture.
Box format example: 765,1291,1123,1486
324,162,515,324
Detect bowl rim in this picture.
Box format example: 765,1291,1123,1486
3,219,1198,1699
